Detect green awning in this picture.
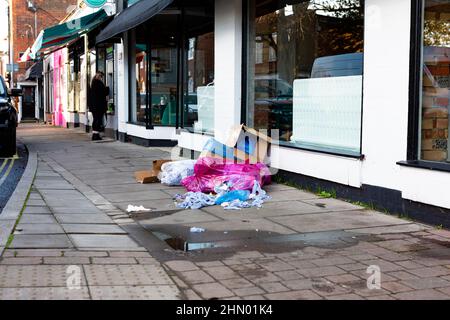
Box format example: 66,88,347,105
31,9,109,58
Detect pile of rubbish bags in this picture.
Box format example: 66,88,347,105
155,126,273,211
158,160,196,186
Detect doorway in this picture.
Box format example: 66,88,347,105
21,86,36,120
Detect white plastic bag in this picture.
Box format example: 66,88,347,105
158,160,196,186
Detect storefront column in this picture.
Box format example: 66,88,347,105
117,34,129,135
214,0,242,143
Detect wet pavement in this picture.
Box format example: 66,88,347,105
0,123,450,300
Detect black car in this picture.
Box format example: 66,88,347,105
0,76,22,157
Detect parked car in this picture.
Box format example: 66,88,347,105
311,52,363,78
0,76,22,157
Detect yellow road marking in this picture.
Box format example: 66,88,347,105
0,158,14,186
0,159,7,173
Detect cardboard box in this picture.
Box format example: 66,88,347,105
134,159,173,184
225,125,271,163
200,125,271,164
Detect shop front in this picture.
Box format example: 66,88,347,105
98,0,215,146
99,0,450,225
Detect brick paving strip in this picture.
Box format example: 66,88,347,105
0,124,450,300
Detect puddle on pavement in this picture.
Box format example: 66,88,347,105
149,227,378,253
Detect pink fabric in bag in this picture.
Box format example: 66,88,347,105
181,157,271,193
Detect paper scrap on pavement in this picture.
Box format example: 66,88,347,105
190,227,206,233
126,205,153,213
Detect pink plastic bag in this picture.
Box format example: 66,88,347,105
181,157,271,193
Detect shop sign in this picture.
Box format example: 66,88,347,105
84,0,107,8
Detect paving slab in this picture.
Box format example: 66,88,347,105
28,193,43,200
10,234,73,249
50,207,102,214
34,180,75,190
26,200,47,206
138,210,222,225
23,206,51,214
0,287,90,300
19,215,57,224
0,221,15,247
15,223,65,235
103,191,173,203
115,199,179,213
201,200,326,218
266,189,320,202
83,264,174,286
349,224,430,234
269,210,409,233
70,234,139,248
39,189,86,199
182,218,297,235
62,224,126,234
301,198,365,212
55,214,113,224
0,265,87,287
89,285,180,300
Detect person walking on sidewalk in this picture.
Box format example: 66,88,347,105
88,72,109,141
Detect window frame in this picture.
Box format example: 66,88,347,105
241,0,366,159
398,0,450,172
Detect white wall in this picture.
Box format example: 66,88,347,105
118,0,450,210
214,0,242,144
117,39,128,134
360,0,412,191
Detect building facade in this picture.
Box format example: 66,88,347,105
11,0,77,83
36,0,450,227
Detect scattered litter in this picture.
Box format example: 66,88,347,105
126,205,152,213
222,200,252,210
159,160,196,186
176,192,216,210
175,180,271,211
216,190,250,205
190,227,206,233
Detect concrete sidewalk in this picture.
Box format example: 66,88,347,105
1,123,450,300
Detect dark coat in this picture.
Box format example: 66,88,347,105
88,78,109,114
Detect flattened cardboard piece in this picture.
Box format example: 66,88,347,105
135,170,159,184
135,159,173,184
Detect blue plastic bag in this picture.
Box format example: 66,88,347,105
215,190,250,205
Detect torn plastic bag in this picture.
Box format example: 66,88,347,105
158,160,196,186
181,157,271,193
216,190,250,205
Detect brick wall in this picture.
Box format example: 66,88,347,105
11,0,77,82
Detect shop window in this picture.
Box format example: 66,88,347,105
245,0,365,156
150,26,178,126
130,40,148,125
419,0,450,163
128,2,214,130
184,5,215,133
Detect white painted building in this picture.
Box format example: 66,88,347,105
41,0,450,227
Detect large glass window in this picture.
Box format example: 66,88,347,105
245,0,364,156
419,0,450,163
149,14,179,126
184,5,215,133
128,1,214,130
130,38,148,124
